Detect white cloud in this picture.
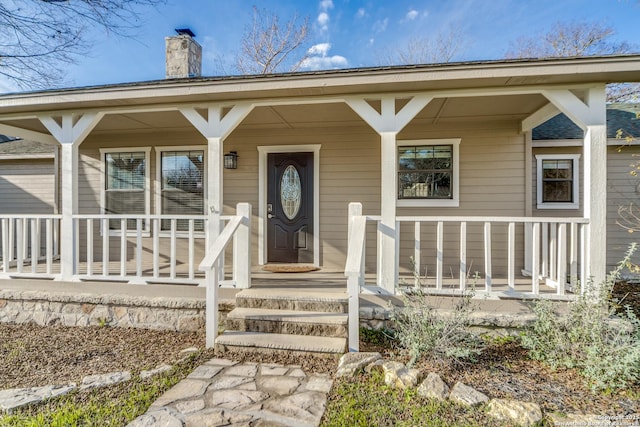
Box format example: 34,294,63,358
356,8,366,18
317,12,330,31
300,55,348,70
319,0,334,11
308,43,331,56
405,10,419,21
300,43,347,71
373,18,388,33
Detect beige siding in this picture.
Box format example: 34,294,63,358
607,145,640,271
0,159,55,214
75,116,531,274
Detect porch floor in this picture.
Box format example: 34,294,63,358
0,269,569,325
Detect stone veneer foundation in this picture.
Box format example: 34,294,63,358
0,288,233,331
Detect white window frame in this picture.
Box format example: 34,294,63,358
397,139,461,208
100,147,152,236
536,154,580,210
155,145,207,238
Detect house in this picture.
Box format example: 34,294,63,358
0,30,638,314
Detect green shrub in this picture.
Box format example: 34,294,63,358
521,247,640,392
390,288,484,367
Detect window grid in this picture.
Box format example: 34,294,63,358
398,145,453,200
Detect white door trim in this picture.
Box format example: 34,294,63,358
257,144,321,266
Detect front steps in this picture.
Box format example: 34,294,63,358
216,288,349,357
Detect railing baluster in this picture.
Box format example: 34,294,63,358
136,219,142,278
120,218,127,277
508,222,515,290
532,222,540,295
188,219,195,280
102,218,109,276
8,218,13,262
16,219,23,273
46,219,53,275
549,223,557,282
22,219,28,261
436,221,443,290
153,218,159,278
484,222,492,292
557,223,567,295
87,219,93,276
2,219,8,273
570,222,578,289
459,222,466,290
170,218,177,279
580,223,589,294
541,222,548,278
414,222,420,289
31,219,38,273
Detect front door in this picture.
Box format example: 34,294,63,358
267,152,313,263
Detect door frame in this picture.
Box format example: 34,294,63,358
257,144,321,266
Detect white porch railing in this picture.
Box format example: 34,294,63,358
73,214,208,284
0,215,61,277
199,203,251,348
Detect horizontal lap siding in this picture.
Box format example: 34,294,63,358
397,126,526,276
0,159,55,214
607,145,640,271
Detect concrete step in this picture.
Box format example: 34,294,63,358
215,331,346,357
235,288,348,313
226,307,348,338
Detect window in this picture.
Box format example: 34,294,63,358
397,139,460,207
159,149,205,231
101,148,150,232
536,154,580,209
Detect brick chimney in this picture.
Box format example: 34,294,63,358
165,28,202,79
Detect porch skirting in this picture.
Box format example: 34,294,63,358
0,288,233,332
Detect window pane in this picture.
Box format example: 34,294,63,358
397,145,453,199
105,152,146,230
161,151,204,231
542,181,572,203
106,152,145,190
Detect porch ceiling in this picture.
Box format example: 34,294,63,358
0,92,551,136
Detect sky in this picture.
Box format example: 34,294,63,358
35,0,640,89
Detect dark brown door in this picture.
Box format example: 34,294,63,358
267,152,313,263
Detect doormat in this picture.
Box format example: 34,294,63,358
262,264,320,273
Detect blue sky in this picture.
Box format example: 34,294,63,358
61,0,640,87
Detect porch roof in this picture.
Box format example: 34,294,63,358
0,55,639,115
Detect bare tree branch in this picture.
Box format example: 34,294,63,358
505,20,635,58
379,28,466,65
0,0,166,90
235,6,311,75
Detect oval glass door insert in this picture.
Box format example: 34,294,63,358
281,165,302,220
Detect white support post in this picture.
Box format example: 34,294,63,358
584,123,607,285
205,266,219,348
347,202,363,352
379,132,398,292
346,95,433,294
233,203,252,288
39,112,104,281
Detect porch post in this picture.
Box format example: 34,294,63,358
346,95,433,293
541,86,607,285
39,113,103,281
380,131,398,291
584,118,607,285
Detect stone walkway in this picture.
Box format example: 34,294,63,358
127,358,333,427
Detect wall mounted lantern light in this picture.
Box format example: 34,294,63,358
224,151,238,169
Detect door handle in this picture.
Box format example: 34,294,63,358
268,213,276,219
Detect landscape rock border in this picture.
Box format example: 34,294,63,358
336,352,603,427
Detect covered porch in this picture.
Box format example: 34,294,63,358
0,56,639,348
